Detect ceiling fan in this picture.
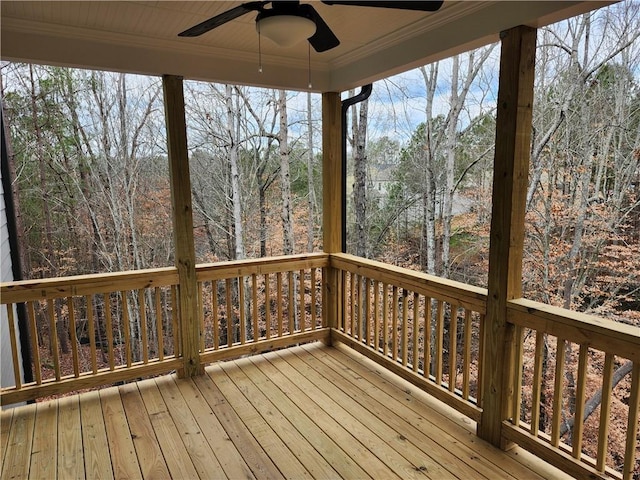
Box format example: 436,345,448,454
178,1,444,52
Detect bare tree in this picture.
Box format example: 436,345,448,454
277,90,295,256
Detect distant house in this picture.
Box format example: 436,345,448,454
369,162,396,205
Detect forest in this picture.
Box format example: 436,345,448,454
1,1,639,476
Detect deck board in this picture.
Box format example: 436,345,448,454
137,377,199,479
118,382,170,480
57,395,83,480
214,360,336,479
155,375,226,478
314,343,521,479
1,342,574,480
100,387,141,479
277,347,462,479
30,401,58,479
0,409,12,471
174,375,256,480
247,354,421,479
225,357,373,479
79,390,113,479
2,403,35,479
194,372,285,480
320,343,545,479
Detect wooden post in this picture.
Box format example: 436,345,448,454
163,75,201,377
322,92,342,337
478,25,536,448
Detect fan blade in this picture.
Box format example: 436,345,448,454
322,1,443,12
179,1,268,37
299,4,340,52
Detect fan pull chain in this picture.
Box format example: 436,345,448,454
258,25,263,73
308,43,312,89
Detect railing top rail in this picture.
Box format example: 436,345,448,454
508,298,640,361
196,252,329,281
0,267,179,304
330,253,487,312
0,254,331,304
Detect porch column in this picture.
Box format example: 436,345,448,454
163,75,201,377
478,25,536,447
322,92,342,336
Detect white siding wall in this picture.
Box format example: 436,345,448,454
0,161,24,397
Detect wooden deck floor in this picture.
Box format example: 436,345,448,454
1,342,571,480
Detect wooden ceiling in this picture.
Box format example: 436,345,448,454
1,1,615,92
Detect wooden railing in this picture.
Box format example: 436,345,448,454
0,254,330,405
1,252,637,479
1,268,181,404
505,299,640,480
330,253,487,421
329,254,639,480
195,253,329,364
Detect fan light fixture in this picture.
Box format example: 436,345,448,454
256,15,316,48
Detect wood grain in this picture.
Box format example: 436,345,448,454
0,343,574,480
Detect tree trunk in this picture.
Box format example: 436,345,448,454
420,64,438,275
442,55,459,278
559,360,634,438
306,92,316,252
278,90,295,256
442,48,494,277
226,85,245,261
353,98,369,258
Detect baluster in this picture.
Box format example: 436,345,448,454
121,292,132,367
512,324,524,425
239,277,246,344
477,313,485,404
412,292,419,373
463,309,473,400
47,299,61,380
373,281,380,352
596,353,614,472
449,304,459,392
171,285,180,356
424,298,432,379
155,287,164,361
572,344,588,458
6,305,22,389
226,278,233,347
265,274,271,340
252,274,259,341
66,297,80,377
310,268,317,330
277,272,283,337
104,293,115,370
86,295,98,373
212,280,219,350
340,270,347,331
435,300,444,386
551,337,566,446
401,291,409,367
299,269,306,332
531,330,545,436
288,271,294,333
623,362,640,480
137,289,148,364
198,282,205,352
364,277,371,345
382,283,389,357
391,286,399,361
351,273,358,339
27,302,42,384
